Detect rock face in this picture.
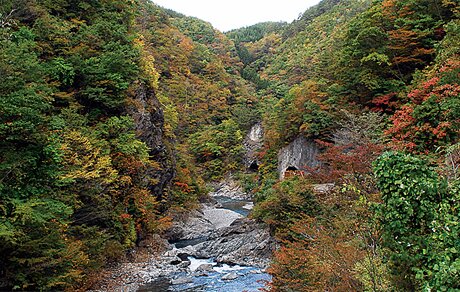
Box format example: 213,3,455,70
126,83,175,198
165,205,243,241
190,218,273,268
313,183,335,194
243,123,264,170
278,136,321,180
209,176,251,200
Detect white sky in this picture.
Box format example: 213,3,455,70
151,0,321,32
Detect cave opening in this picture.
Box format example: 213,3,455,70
249,161,259,171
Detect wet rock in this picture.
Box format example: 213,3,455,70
221,272,239,281
242,202,254,210
178,261,191,269
190,218,274,268
170,258,182,265
192,271,210,277
196,263,214,272
177,253,190,261
171,276,193,285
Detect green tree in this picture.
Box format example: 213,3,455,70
374,152,460,290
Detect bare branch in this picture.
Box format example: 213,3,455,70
0,9,16,28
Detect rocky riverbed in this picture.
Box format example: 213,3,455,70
89,181,274,292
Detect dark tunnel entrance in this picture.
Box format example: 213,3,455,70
249,161,259,171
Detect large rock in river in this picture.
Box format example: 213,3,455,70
165,205,243,241
190,218,274,268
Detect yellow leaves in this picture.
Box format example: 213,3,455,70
59,130,118,184
52,90,75,102
299,123,312,134
141,54,160,90
69,18,86,26
134,37,160,90
442,0,459,15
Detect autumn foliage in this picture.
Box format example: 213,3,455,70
386,58,460,153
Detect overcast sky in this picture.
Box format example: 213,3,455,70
151,0,321,32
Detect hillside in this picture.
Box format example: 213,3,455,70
0,0,254,289
1,0,459,290
228,0,460,290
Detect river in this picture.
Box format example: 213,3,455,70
137,195,271,292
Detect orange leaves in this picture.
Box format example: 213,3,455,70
120,213,132,220
174,181,192,194
268,216,365,292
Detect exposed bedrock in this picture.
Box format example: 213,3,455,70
277,136,321,179
126,82,175,198
243,123,264,171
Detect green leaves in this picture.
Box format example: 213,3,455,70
0,27,51,141
11,198,72,226
374,151,459,290
189,119,243,179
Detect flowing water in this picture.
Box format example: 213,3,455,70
137,196,270,291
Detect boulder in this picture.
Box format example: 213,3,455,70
221,272,239,281
190,218,274,268
313,183,335,194
196,263,214,273
171,276,193,285
166,205,243,241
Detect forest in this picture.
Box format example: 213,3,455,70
0,0,459,291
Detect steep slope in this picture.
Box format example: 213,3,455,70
0,0,255,290
136,1,258,199
229,0,460,290
0,0,459,290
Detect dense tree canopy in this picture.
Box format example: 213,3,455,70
1,0,459,290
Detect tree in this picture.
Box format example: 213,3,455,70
374,152,460,290
386,58,460,153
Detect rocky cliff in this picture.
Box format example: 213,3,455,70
278,136,321,179
127,82,175,199
243,123,264,170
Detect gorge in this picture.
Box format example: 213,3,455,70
0,0,459,291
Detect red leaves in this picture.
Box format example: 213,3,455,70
371,92,399,113
309,140,384,183
386,60,460,153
